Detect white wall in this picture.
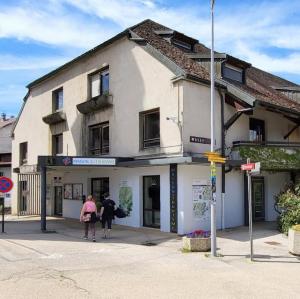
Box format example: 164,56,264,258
49,165,170,232
264,171,290,221
177,164,222,234
182,81,222,154
11,37,182,214
225,106,298,147
224,170,245,227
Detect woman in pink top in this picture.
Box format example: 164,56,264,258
80,195,97,242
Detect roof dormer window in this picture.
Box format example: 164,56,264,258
222,63,244,83
172,39,192,51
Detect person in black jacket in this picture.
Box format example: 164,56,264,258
100,194,116,239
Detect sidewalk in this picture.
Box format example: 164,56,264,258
0,216,299,299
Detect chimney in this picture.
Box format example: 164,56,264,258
1,113,6,121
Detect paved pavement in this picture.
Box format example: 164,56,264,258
0,216,299,299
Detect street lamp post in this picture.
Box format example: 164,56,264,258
210,0,217,257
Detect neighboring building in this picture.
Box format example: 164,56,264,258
11,20,300,234
0,113,15,207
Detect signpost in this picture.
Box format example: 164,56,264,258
204,151,226,256
241,159,260,261
0,176,13,233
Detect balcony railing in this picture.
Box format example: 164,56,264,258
230,140,300,170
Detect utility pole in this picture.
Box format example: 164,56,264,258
210,0,217,257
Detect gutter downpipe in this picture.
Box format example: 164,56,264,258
219,89,226,230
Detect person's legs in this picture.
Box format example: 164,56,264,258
101,218,106,238
106,218,112,239
84,222,89,239
90,223,96,241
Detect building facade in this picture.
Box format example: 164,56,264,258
11,20,300,234
0,113,15,207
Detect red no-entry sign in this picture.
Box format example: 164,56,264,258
0,177,13,193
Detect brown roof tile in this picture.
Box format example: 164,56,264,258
133,20,300,114
132,20,211,82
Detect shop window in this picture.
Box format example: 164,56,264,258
53,88,63,111
249,118,265,142
19,142,28,165
141,109,160,149
89,122,109,155
52,134,63,156
90,68,109,98
222,64,244,83
0,172,3,177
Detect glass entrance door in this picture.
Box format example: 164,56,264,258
91,178,109,205
252,177,265,221
54,186,63,216
143,176,160,228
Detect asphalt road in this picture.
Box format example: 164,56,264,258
0,216,299,299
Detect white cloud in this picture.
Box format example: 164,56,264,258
1,0,300,79
0,2,116,49
0,54,71,70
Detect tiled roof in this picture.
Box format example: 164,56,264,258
25,19,300,116
248,67,298,89
132,20,300,114
132,20,211,82
0,118,15,129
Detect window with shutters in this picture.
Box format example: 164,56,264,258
89,68,109,98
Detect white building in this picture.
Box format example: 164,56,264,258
11,20,300,234
0,113,15,207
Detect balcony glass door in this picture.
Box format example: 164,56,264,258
143,176,160,228
252,177,265,221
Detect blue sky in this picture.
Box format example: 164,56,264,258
1,0,300,116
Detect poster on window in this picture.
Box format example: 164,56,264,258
192,180,210,219
72,184,83,200
119,180,133,216
64,184,72,199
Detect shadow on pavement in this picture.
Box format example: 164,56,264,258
0,216,179,246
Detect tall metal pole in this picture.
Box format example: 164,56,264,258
210,0,217,257
41,166,47,232
247,158,253,261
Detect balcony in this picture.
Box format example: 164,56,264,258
230,141,300,170
77,94,113,114
42,111,66,125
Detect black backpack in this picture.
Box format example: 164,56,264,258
114,207,127,218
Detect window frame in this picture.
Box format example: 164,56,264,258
52,87,64,112
249,118,265,142
140,108,160,149
88,122,110,156
19,142,28,165
222,63,244,83
88,67,109,99
52,134,63,156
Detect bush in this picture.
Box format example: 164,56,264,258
275,183,300,234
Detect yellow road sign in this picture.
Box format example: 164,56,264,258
204,152,226,164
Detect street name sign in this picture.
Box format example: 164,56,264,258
241,163,255,171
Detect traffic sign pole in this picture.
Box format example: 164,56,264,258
0,176,14,234
1,197,4,233
246,158,254,261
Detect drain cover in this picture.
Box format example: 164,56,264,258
265,241,281,246
141,242,157,246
